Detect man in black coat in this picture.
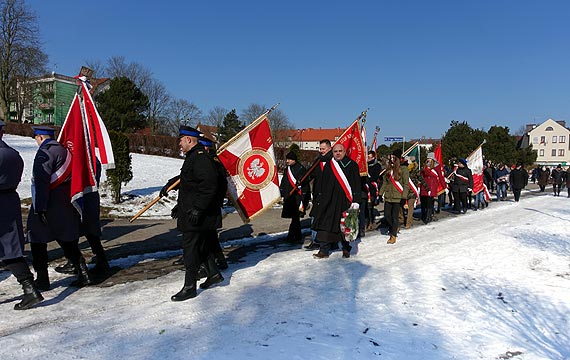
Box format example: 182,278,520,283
279,151,309,243
366,150,382,230
509,162,528,202
311,144,360,259
166,126,222,301
0,120,43,310
450,158,473,214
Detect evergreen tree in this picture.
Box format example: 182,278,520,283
218,109,244,143
440,120,485,164
288,143,301,160
95,77,149,132
106,131,133,203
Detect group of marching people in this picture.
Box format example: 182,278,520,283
281,142,570,256
1,122,109,310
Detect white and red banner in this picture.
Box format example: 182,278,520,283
334,119,367,176
466,145,490,200
58,76,114,217
217,116,280,222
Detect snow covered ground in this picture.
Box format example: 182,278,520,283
1,134,570,360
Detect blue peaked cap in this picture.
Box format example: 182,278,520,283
32,125,56,136
179,125,201,137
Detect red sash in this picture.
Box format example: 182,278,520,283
454,171,470,183
389,171,404,194
287,166,301,195
330,159,353,203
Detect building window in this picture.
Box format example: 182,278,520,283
540,136,546,144
545,126,554,131
551,149,557,156
539,149,544,156
532,137,538,144
552,136,557,143
559,149,565,157
560,135,566,143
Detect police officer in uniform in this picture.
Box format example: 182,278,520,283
27,126,92,290
0,120,43,310
162,126,223,301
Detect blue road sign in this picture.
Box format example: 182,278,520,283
384,137,404,142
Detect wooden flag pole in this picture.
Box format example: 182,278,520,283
129,179,180,222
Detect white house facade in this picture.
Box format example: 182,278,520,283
527,118,570,166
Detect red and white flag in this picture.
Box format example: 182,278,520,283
334,119,367,176
466,145,491,200
58,76,114,218
217,116,280,222
78,79,115,169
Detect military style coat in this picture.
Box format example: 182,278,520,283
27,139,79,244
0,139,25,259
176,144,219,233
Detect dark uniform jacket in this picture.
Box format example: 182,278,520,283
451,166,473,193
0,139,25,259
176,144,219,233
311,154,360,235
27,139,79,244
279,162,309,218
367,159,382,204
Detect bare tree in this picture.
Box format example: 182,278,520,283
241,103,293,141
84,59,106,78
106,56,153,91
240,103,266,125
162,98,202,135
204,106,228,128
144,78,170,134
0,0,47,121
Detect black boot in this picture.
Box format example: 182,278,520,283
171,284,197,301
14,279,44,310
172,256,184,266
35,269,50,291
197,263,208,279
91,257,110,275
200,256,224,289
54,260,77,274
215,252,228,270
70,257,93,287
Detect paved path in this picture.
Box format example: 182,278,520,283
16,183,550,287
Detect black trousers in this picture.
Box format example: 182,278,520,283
3,257,34,283
420,195,434,223
31,240,82,272
383,201,401,236
286,215,302,242
453,191,468,212
513,188,522,202
182,231,207,286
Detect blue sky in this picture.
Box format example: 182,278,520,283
29,0,570,142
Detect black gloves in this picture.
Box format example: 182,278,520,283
187,208,203,225
160,176,180,197
171,204,179,219
38,211,48,226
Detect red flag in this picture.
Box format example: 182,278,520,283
77,78,115,169
434,142,447,195
334,119,367,176
217,116,280,222
57,94,97,216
